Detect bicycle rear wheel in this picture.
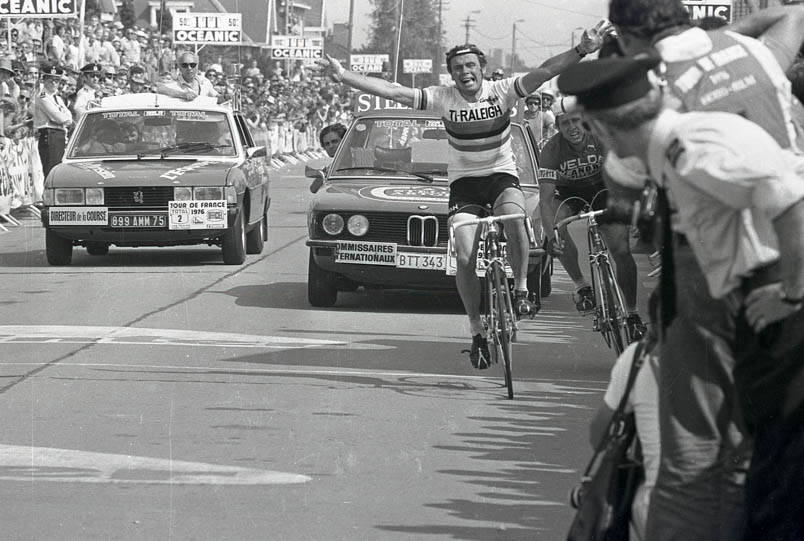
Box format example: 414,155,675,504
596,263,626,355
490,261,514,399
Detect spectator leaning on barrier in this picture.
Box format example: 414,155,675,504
156,52,218,101
34,63,72,179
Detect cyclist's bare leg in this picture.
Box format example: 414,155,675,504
550,201,587,285
493,187,529,290
600,223,638,311
449,212,483,335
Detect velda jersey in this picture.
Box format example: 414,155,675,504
538,132,605,189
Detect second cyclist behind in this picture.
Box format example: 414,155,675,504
317,21,613,368
538,99,646,338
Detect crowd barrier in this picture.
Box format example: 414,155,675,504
0,121,324,231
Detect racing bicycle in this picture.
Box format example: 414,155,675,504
450,212,537,399
554,201,634,355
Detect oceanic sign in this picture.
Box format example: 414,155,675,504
173,13,242,44
0,0,77,17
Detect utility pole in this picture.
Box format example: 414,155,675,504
463,11,479,43
347,0,355,57
510,19,524,75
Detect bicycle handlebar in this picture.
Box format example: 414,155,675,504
553,209,606,232
452,213,526,230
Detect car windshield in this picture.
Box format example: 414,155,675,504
329,117,537,185
330,118,449,180
68,109,235,159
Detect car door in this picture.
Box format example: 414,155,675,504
234,113,269,224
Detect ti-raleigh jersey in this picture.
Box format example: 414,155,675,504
537,132,605,190
413,77,527,184
658,27,802,150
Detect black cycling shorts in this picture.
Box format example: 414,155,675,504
448,172,521,217
554,183,608,215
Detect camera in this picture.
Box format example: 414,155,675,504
599,182,659,241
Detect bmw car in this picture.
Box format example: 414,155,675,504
41,94,270,265
306,101,549,307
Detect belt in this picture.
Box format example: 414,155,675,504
37,127,65,133
723,260,782,314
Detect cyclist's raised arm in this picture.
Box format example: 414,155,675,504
728,5,804,70
317,54,416,108
519,20,614,95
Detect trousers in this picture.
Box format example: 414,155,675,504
37,128,66,179
645,243,749,540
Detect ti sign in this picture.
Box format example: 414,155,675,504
173,13,242,45
0,0,77,17
350,54,389,73
403,59,432,74
682,0,732,22
270,35,324,59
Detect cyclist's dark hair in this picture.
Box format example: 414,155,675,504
609,0,690,39
587,87,663,131
445,44,487,74
319,122,347,146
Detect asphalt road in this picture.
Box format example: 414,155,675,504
0,160,656,541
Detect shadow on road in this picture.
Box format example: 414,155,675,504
220,282,465,313
0,247,227,268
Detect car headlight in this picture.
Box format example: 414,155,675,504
321,213,344,235
347,214,369,236
174,187,192,201
85,188,104,205
193,187,224,200
54,188,84,205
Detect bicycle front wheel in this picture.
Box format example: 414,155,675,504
596,263,626,355
490,261,514,399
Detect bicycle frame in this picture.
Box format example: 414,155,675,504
450,213,532,398
554,209,630,354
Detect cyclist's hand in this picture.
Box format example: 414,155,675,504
316,54,346,82
578,20,615,55
744,283,800,332
548,237,564,257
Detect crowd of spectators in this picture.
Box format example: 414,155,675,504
0,16,356,211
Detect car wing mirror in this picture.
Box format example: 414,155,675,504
246,146,267,159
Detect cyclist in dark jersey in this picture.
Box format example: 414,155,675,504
538,102,645,337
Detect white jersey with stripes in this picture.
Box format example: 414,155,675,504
413,77,528,184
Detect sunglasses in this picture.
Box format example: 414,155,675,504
180,63,197,68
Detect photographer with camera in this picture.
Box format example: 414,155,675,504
538,98,646,338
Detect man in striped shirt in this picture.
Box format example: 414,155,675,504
318,21,612,368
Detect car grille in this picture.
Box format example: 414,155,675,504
104,186,174,208
315,212,448,247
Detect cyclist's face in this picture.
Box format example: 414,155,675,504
558,113,585,145
449,54,483,94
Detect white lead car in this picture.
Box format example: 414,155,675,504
41,94,270,265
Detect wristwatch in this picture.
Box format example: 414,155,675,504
574,45,587,58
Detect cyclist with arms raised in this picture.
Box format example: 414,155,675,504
539,99,645,337
317,22,612,368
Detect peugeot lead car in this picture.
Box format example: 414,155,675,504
306,95,550,307
41,94,270,265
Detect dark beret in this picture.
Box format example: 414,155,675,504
557,54,661,111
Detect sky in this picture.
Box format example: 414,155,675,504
325,0,609,68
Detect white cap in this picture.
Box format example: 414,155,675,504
551,95,578,117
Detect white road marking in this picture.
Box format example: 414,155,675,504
0,325,389,350
0,444,311,485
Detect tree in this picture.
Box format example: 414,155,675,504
159,7,173,35
364,0,442,86
119,0,136,29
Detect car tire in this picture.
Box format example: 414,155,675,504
308,249,337,307
86,242,110,256
46,229,73,265
246,210,267,254
527,255,553,299
540,255,552,298
222,208,247,264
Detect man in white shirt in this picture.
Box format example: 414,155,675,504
559,54,804,541
156,52,218,101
